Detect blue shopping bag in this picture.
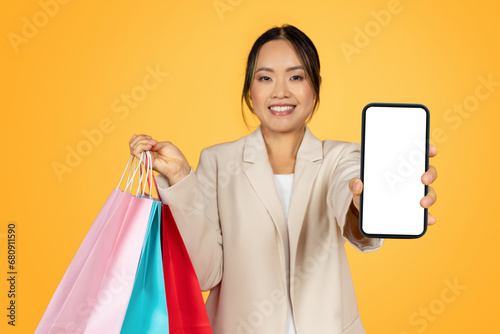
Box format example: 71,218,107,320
120,199,169,333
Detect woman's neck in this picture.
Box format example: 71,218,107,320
261,126,306,174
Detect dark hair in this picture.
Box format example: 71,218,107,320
241,24,322,126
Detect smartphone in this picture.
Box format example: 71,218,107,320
359,102,430,239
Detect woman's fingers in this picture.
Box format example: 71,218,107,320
421,154,437,225
422,165,438,185
150,141,170,151
129,134,157,157
128,135,190,182
429,143,438,158
129,134,137,144
420,186,436,208
428,212,437,225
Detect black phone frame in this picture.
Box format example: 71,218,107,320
359,102,430,239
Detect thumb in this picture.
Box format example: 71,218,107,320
151,141,173,152
349,178,363,196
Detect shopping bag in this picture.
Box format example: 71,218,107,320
120,200,169,333
36,152,155,334
35,188,129,333
160,202,213,334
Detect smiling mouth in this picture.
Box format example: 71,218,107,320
269,105,296,115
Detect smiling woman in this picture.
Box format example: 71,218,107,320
250,40,315,136
128,23,438,334
241,25,322,127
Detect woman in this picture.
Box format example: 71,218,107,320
129,24,438,334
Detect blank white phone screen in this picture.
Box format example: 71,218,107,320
362,105,428,236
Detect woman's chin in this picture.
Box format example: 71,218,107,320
261,120,305,134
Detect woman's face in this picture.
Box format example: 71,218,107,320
250,39,315,134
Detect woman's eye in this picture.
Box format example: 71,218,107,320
258,76,271,81
291,75,303,81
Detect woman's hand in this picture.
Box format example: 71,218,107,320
349,143,438,225
129,134,191,186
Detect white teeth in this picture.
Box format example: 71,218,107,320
269,105,295,112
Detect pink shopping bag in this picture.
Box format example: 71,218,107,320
36,153,156,334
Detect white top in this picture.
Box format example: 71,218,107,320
274,173,296,334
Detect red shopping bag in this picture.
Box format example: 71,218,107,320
161,204,213,334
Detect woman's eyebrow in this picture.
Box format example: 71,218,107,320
255,65,304,73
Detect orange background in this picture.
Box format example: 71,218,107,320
1,0,499,333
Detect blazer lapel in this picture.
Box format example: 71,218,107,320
287,126,323,279
243,126,288,271
242,125,324,285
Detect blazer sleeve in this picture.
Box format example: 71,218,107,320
328,142,384,253
155,148,223,291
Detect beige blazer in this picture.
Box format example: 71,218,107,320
156,125,384,334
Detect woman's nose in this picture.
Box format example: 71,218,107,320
272,78,290,98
